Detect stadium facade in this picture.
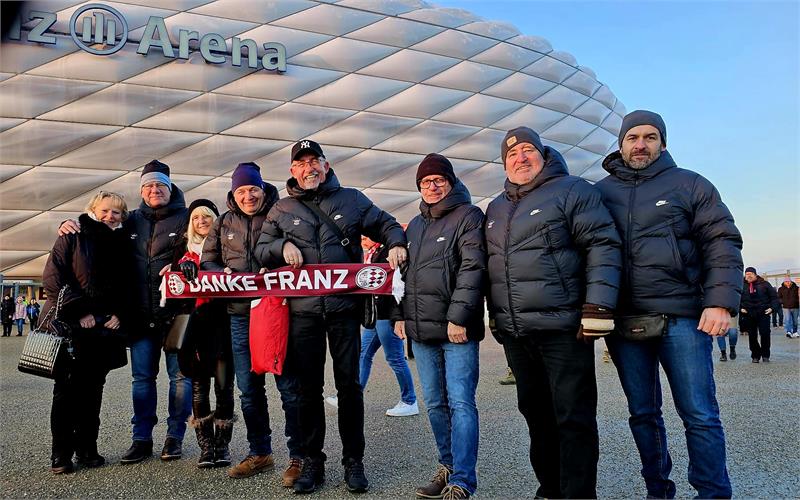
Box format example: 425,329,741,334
0,0,625,285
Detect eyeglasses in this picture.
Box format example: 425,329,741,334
419,177,448,189
141,182,167,191
292,157,321,168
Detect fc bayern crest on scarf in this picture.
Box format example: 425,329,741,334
355,266,387,290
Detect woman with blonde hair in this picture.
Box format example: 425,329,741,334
42,191,133,473
173,199,235,468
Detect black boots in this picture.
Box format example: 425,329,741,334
214,417,235,467
121,440,153,464
191,415,215,468
343,458,369,493
294,456,326,494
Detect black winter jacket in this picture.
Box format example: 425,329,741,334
366,244,396,320
1,297,13,323
778,282,799,309
255,170,406,316
596,151,743,317
485,147,622,337
41,214,131,369
397,181,486,343
200,186,280,315
124,185,188,334
740,277,779,314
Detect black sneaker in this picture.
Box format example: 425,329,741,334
343,458,369,493
121,440,153,464
75,451,106,468
719,351,727,362
50,455,74,474
294,457,325,494
730,346,737,360
762,357,770,363
160,437,182,461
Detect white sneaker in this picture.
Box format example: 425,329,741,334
792,333,800,338
324,395,338,409
386,401,419,417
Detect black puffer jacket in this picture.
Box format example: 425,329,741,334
124,185,188,334
41,214,131,369
398,181,486,343
596,150,743,317
485,147,622,337
778,282,799,309
255,169,406,316
740,276,779,314
200,185,280,315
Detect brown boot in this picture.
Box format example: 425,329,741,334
227,454,274,479
282,457,303,487
415,464,451,498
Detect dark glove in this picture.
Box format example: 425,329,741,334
577,304,615,343
179,260,198,282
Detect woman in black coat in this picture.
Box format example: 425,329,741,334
172,199,235,468
41,191,132,474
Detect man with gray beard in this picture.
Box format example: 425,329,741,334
596,110,742,498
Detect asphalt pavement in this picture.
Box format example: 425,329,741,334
1,326,798,499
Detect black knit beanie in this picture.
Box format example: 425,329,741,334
618,110,667,147
501,126,544,163
416,153,456,191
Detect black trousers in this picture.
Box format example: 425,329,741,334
29,316,38,331
2,321,11,336
502,331,598,499
289,313,364,462
771,307,783,327
742,312,771,359
51,359,110,459
192,356,235,421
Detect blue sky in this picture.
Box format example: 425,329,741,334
437,0,799,272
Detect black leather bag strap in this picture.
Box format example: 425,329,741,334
299,199,360,263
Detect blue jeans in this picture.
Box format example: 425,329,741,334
607,317,731,498
784,308,799,334
412,339,479,494
359,320,416,405
15,318,24,335
716,328,738,352
230,314,303,458
130,334,192,442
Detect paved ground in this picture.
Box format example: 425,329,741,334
1,327,798,499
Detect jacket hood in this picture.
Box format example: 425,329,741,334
138,184,186,221
504,146,568,202
602,149,677,182
286,168,341,200
226,182,279,217
420,179,472,219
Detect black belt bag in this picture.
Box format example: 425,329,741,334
616,314,669,341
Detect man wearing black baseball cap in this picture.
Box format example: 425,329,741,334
485,127,622,498
255,139,407,494
596,110,742,498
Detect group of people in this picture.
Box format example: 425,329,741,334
1,294,40,336
39,109,747,499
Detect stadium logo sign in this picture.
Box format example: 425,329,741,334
7,3,286,72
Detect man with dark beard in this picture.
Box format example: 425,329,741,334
596,110,742,498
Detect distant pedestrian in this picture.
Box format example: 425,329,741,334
777,277,799,338
1,294,13,336
771,294,784,328
717,314,739,361
12,296,27,336
740,267,779,362
26,298,40,331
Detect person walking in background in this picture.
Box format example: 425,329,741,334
12,296,27,336
27,298,41,332
2,293,15,336
740,267,779,363
596,110,742,498
359,236,418,418
173,199,237,470
718,313,739,361
43,191,132,473
771,294,784,328
777,277,799,338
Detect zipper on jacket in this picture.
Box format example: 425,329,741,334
504,200,521,336
625,174,639,297
147,220,157,318
544,230,568,295
412,219,430,339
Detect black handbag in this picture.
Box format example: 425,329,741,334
164,313,190,353
616,313,669,341
363,295,377,330
17,286,74,379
